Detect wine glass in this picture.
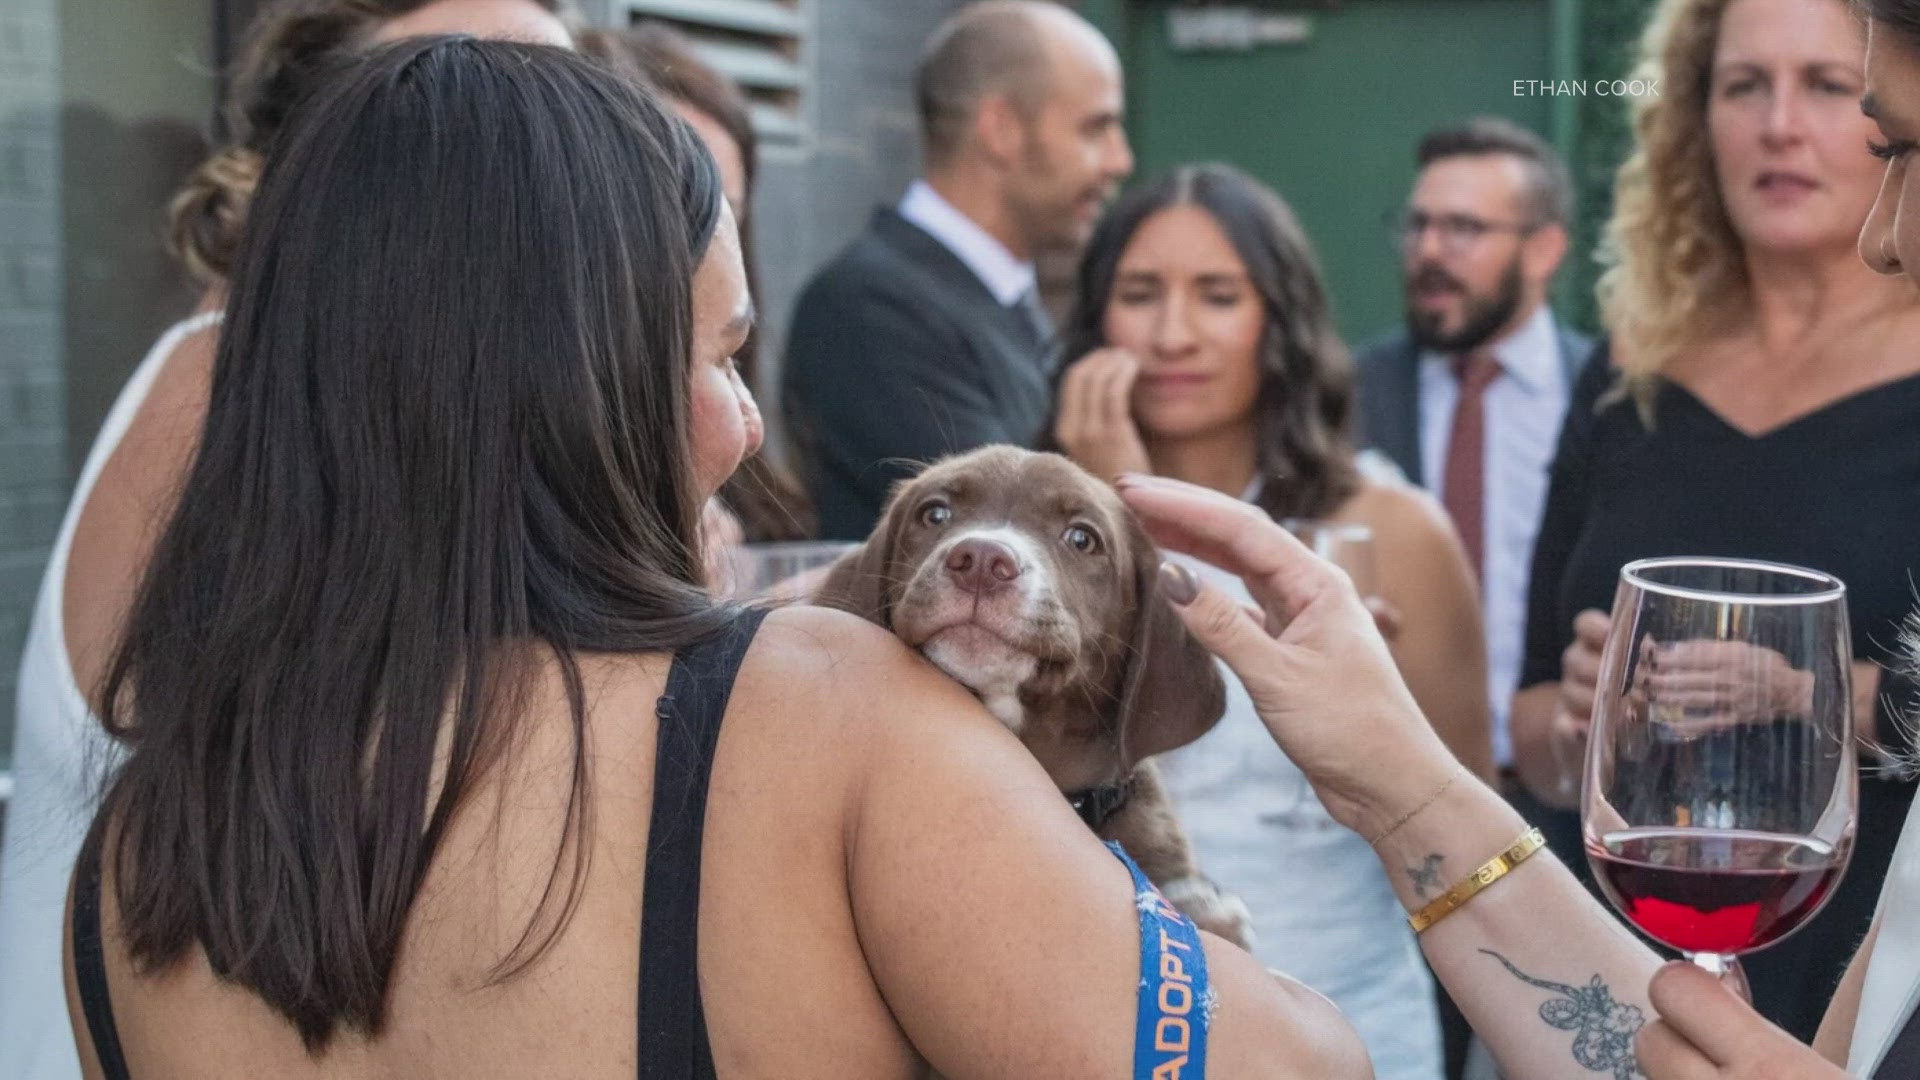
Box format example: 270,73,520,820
724,540,859,601
1581,557,1857,996
1266,521,1377,823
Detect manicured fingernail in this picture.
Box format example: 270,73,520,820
1159,561,1198,606
1115,472,1144,487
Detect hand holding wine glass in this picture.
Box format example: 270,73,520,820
1583,558,1857,998
1642,638,1819,728
1638,961,1849,1078
1563,608,1613,724
1548,608,1612,799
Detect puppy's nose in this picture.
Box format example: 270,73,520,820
945,538,1021,595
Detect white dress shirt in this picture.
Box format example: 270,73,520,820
1417,304,1570,768
897,179,1036,307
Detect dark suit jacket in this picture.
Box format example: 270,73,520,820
1354,314,1592,485
781,206,1051,539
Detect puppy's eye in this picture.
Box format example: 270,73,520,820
918,501,952,528
1063,524,1102,554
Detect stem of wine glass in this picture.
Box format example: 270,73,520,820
1688,952,1752,1002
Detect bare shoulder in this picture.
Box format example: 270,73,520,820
732,609,1374,1077
1340,477,1457,553
738,604,1004,738
65,307,224,707
746,605,973,698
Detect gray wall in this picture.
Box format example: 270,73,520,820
751,0,965,457
0,0,69,777
0,0,210,773
578,0,966,420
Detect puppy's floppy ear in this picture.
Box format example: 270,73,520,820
1115,515,1227,766
811,487,909,628
813,539,893,626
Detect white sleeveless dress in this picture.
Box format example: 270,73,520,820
1158,551,1444,1080
0,311,222,1080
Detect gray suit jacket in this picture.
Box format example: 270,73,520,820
781,207,1052,540
1354,314,1592,485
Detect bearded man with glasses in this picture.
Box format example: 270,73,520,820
1354,115,1592,1080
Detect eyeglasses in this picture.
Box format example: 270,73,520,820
1386,209,1539,255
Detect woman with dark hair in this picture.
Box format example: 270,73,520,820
0,3,571,1076
1047,162,1490,1080
56,37,1370,1078
579,22,815,546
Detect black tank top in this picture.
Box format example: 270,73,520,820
71,607,768,1079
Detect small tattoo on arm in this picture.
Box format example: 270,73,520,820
1481,949,1646,1080
1407,854,1445,899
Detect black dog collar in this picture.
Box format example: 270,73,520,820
1066,776,1134,832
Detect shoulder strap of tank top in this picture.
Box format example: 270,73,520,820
637,605,770,1080
71,821,134,1080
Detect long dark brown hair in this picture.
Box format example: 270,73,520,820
169,0,575,284
1051,163,1360,520
99,36,732,1049
580,20,815,541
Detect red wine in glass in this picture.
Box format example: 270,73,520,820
1580,557,1857,996
1589,828,1847,955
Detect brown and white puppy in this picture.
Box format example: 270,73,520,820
814,445,1253,947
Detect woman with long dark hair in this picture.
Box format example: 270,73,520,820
57,38,1370,1078
0,4,572,1076
1047,162,1489,1080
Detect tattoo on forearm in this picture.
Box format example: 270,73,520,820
1408,854,1445,899
1481,949,1646,1080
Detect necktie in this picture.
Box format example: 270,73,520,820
1442,351,1501,583
1013,285,1053,344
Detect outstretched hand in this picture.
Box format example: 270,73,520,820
1116,473,1454,837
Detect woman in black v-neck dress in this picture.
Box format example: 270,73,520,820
1519,345,1920,1042
1507,0,1920,1044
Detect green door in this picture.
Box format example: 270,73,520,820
1088,0,1558,345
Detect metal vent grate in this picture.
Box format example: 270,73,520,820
621,0,810,147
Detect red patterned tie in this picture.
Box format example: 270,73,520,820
1442,352,1501,583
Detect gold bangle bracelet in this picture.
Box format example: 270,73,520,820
1407,827,1546,934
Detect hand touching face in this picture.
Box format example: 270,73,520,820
1100,204,1265,447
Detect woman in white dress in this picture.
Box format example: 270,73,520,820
0,4,573,1077
1048,162,1493,1080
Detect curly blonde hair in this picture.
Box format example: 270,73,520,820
1596,0,1746,410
